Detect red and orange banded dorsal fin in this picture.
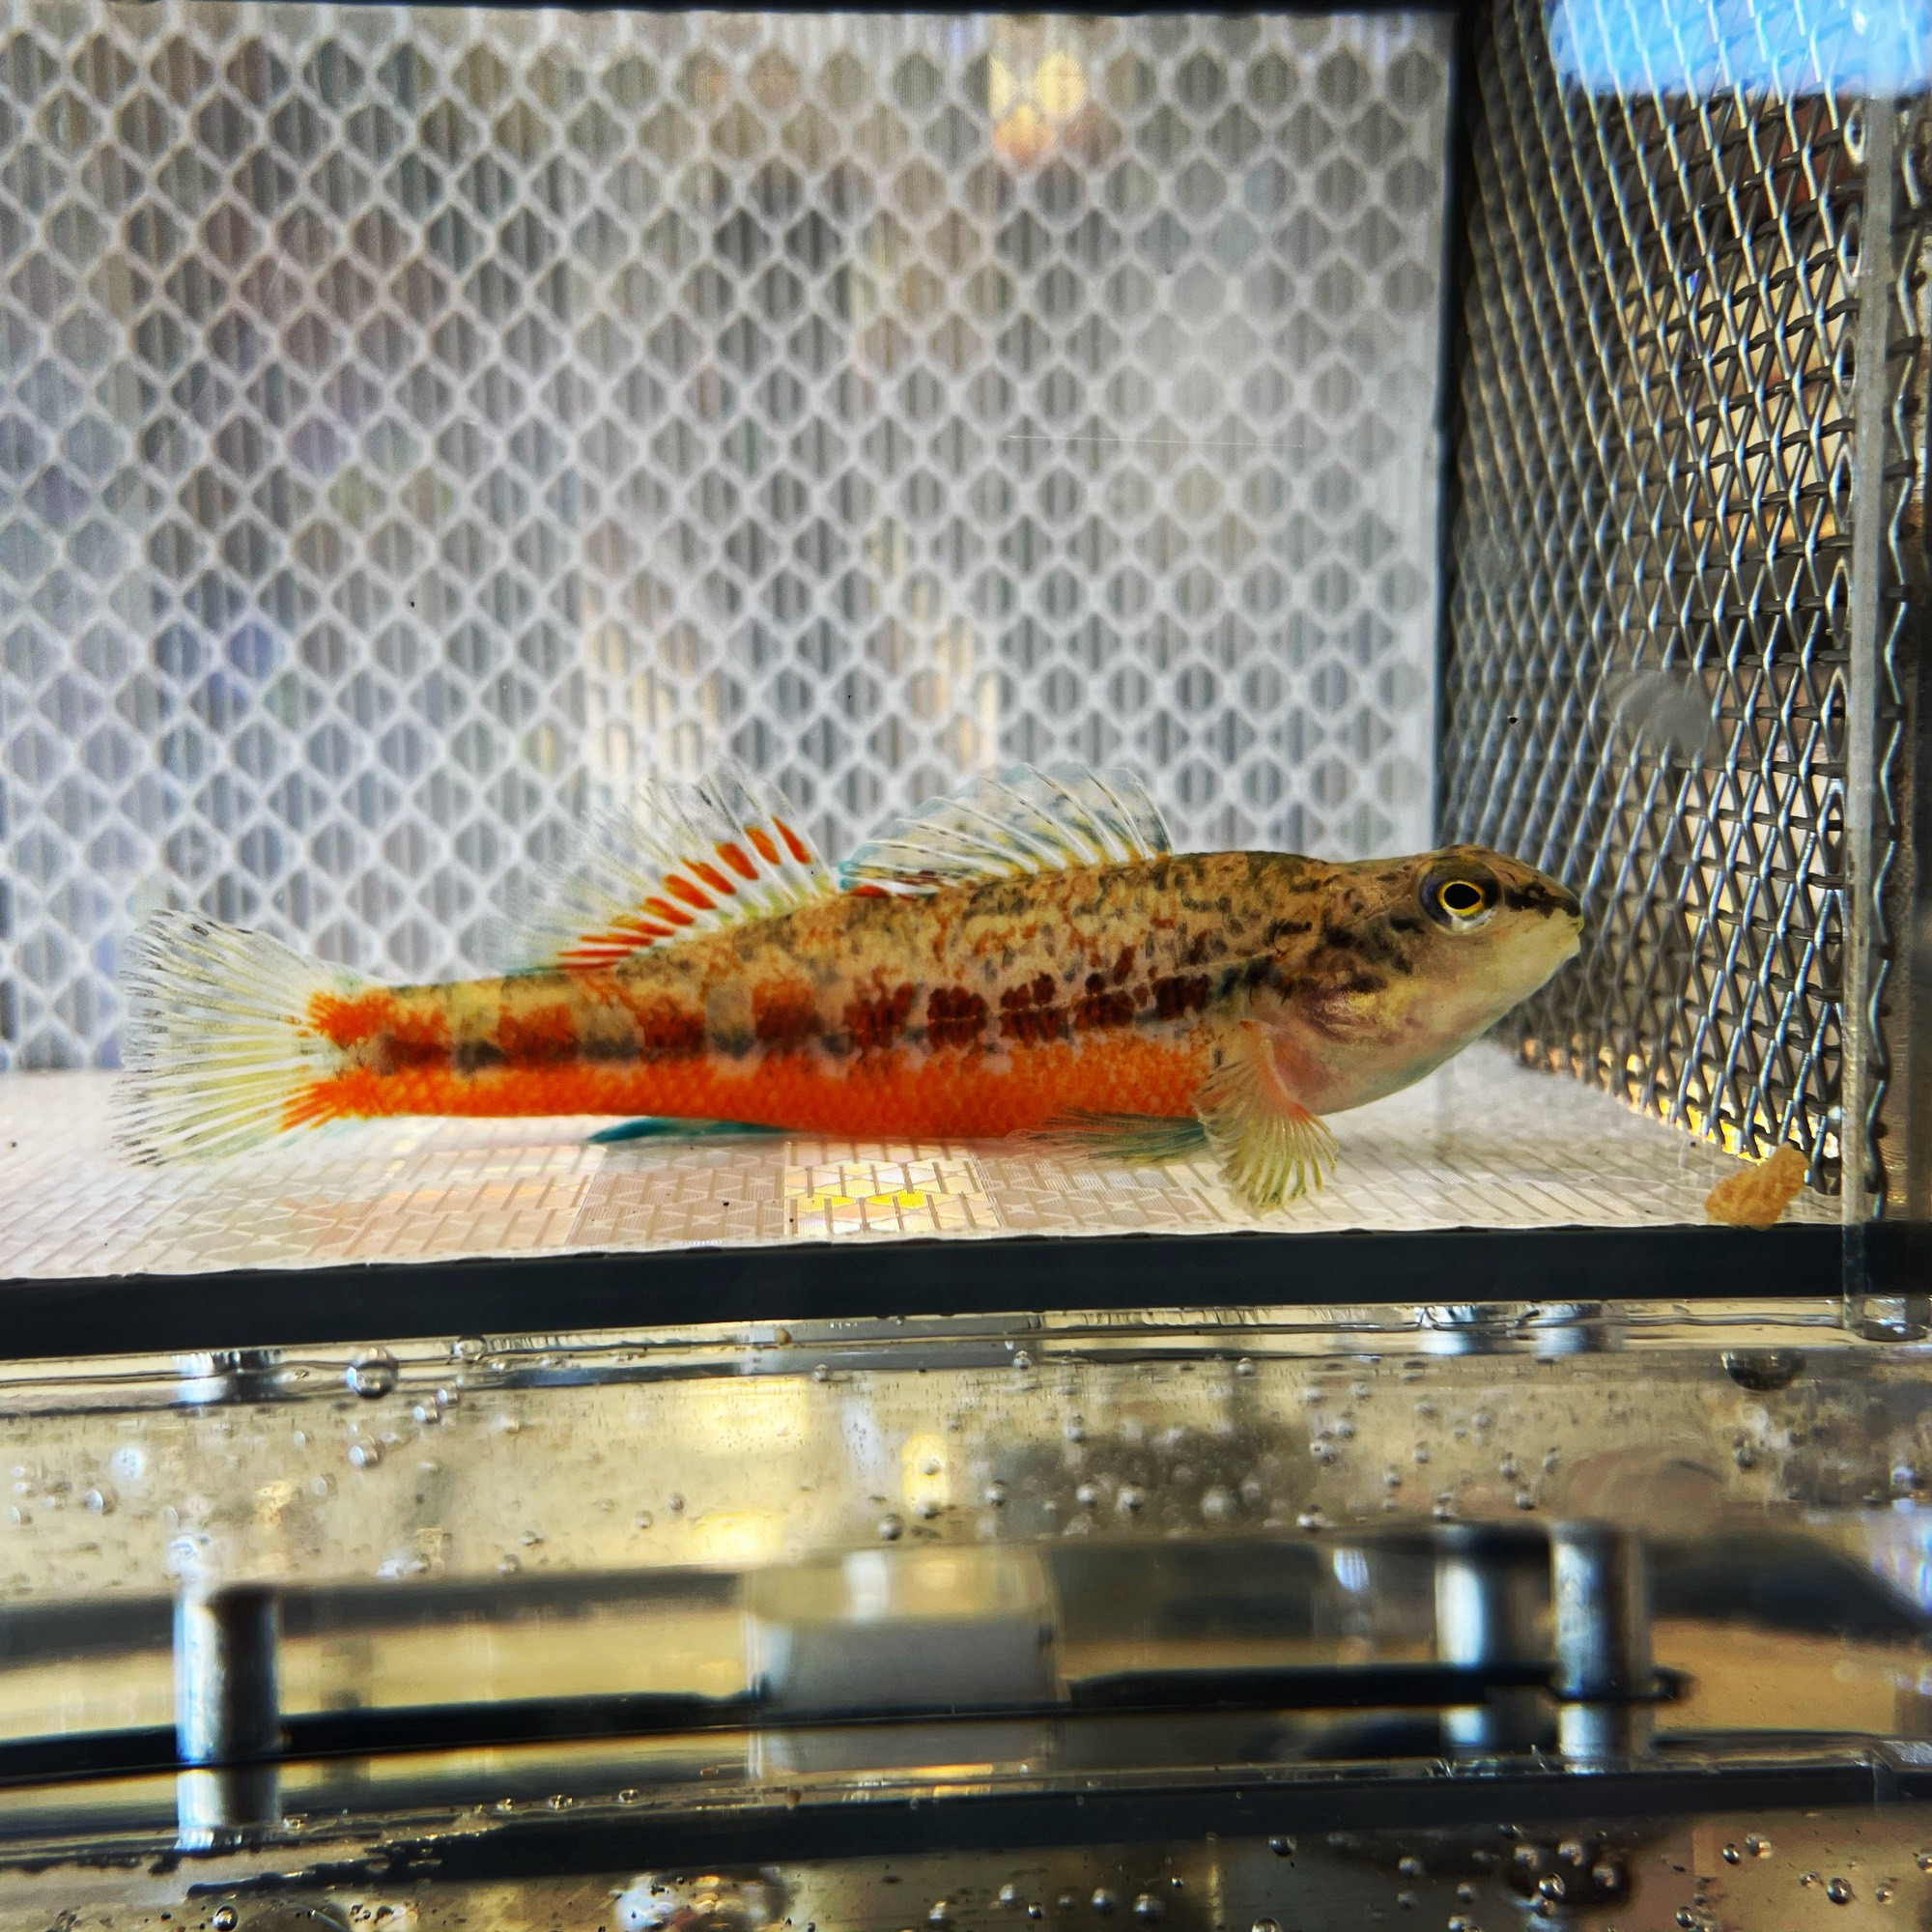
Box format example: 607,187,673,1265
496,766,838,972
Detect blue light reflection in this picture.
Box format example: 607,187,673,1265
1548,0,1931,96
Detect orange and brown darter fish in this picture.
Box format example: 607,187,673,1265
119,764,1583,1214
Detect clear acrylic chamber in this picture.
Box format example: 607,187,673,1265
0,0,1929,1923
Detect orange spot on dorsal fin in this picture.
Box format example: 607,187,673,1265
497,765,838,973
662,873,718,912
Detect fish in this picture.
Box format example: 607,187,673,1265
117,763,1583,1213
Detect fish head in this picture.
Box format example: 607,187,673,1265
1264,843,1583,1108
1392,842,1584,1025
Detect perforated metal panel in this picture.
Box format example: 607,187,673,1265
0,5,1451,1070
1439,0,1928,1196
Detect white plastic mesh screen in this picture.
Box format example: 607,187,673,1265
0,6,1450,1069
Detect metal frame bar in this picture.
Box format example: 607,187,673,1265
0,1220,1893,1360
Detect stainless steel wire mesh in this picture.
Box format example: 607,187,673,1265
1440,0,1927,1198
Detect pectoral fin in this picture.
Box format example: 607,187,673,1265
1194,1023,1337,1211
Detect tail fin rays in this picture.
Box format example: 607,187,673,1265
116,911,363,1164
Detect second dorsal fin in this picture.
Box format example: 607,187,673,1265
839,764,1172,897
500,765,836,972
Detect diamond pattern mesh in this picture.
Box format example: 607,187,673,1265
1439,0,1925,1192
0,6,1450,1069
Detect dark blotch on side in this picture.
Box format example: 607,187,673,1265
1073,984,1136,1031
926,986,988,1049
846,981,915,1053
635,999,705,1061
753,982,819,1054
999,972,1065,1046
1151,974,1209,1020
497,1003,579,1066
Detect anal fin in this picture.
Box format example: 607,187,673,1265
1021,1110,1208,1164
1195,1023,1337,1212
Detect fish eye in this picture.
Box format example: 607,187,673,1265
1421,866,1499,932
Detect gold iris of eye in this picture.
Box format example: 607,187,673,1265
1422,867,1499,931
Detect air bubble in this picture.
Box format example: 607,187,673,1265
1267,1834,1294,1858
1722,1845,1741,1865
984,1481,1009,1507
1749,1835,1774,1859
213,1912,238,1932
1131,1894,1161,1920
346,1349,398,1399
878,1514,903,1542
1250,1919,1279,1932
347,1439,383,1469
1012,1350,1034,1371
1397,1857,1425,1879
1091,1889,1117,1916
1827,1878,1854,1905
998,1886,1020,1910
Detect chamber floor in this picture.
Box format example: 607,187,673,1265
0,1049,1830,1281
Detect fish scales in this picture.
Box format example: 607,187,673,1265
289,853,1349,1139
116,763,1583,1210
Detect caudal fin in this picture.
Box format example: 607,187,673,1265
117,911,365,1164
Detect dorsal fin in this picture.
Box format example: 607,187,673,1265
500,765,836,972
839,764,1172,897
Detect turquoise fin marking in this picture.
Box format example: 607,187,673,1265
587,1117,784,1146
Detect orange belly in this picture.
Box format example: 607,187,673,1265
288,1034,1208,1139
